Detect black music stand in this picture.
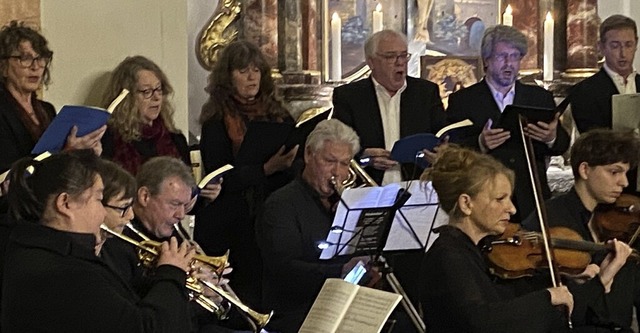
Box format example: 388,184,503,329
320,184,433,333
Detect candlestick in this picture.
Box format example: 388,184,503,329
373,3,383,33
502,5,513,27
543,11,554,82
331,12,342,81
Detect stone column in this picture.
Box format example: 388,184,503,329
277,0,302,73
566,0,599,72
243,0,279,68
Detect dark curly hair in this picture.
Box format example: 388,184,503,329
199,40,287,124
0,21,53,86
570,129,640,178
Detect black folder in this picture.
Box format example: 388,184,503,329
494,104,556,131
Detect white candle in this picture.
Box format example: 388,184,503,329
543,11,554,82
373,3,383,33
502,5,513,27
331,12,342,81
622,0,630,16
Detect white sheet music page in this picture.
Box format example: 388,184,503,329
383,180,447,251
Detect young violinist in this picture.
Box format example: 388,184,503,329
522,128,640,331
419,144,632,333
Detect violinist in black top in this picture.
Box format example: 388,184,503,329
419,145,631,333
523,129,640,331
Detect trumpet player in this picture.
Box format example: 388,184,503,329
256,119,373,333
2,150,195,333
100,156,239,333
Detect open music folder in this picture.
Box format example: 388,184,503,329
319,181,449,260
612,93,640,191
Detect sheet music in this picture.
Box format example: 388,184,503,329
612,93,640,190
320,181,449,259
384,181,448,251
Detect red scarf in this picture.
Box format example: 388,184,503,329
111,118,180,174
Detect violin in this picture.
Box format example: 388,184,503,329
592,193,640,246
485,223,631,279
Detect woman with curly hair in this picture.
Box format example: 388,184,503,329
0,21,104,172
100,55,188,175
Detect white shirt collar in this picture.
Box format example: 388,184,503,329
371,76,407,98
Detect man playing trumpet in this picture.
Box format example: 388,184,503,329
100,156,243,333
256,119,372,333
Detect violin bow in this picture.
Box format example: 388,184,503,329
517,114,573,328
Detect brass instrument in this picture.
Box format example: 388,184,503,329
171,224,272,332
333,158,379,194
100,224,228,315
102,224,273,332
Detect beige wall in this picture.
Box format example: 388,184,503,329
40,0,189,136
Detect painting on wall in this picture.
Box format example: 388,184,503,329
421,55,482,108
413,0,500,56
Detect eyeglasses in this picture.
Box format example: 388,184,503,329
137,86,163,99
7,54,51,68
104,203,133,218
492,52,522,63
376,52,412,64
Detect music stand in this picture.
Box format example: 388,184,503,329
319,182,438,333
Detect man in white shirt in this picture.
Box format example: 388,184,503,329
570,14,639,133
332,30,446,185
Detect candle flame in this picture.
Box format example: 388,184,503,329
332,12,340,21
505,5,512,15
376,3,382,12
546,11,553,21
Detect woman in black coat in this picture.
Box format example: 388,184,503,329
1,150,194,333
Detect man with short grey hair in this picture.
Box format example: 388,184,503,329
256,119,369,333
446,25,570,222
333,29,446,186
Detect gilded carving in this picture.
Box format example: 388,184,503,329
197,0,242,71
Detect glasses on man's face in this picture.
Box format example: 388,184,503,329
492,52,522,63
376,52,412,64
7,54,51,68
137,86,163,99
104,202,133,218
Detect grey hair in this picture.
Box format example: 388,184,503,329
305,119,360,156
364,30,408,59
136,156,195,196
480,25,528,60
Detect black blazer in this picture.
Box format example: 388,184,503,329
446,79,570,222
332,76,446,184
569,68,640,133
0,85,55,172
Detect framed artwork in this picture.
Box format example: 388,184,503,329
421,56,483,108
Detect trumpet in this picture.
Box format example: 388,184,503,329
171,224,273,332
100,224,273,332
100,224,229,316
332,159,378,195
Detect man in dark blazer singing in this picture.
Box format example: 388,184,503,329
569,15,638,133
446,25,570,222
332,30,446,185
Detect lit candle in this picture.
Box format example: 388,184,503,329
502,5,513,27
373,3,383,33
331,12,342,81
543,11,554,82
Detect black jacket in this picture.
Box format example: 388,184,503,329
2,222,191,333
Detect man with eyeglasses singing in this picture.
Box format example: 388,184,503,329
445,25,570,222
332,29,446,186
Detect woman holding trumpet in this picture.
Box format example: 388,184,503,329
1,150,194,333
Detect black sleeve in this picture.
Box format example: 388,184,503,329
200,119,266,193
